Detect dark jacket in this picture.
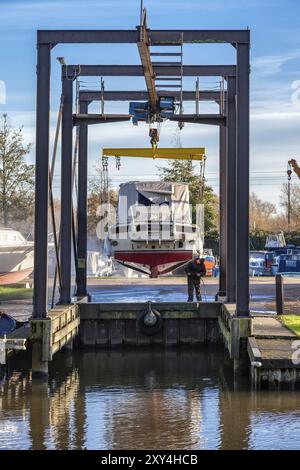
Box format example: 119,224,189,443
185,260,206,277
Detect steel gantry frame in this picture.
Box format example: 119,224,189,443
75,85,224,301
66,64,231,303
33,27,250,320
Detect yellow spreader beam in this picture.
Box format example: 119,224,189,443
102,147,206,161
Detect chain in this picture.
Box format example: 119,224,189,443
115,156,121,171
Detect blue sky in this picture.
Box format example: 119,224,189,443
1,0,300,206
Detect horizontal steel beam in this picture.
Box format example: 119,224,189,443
73,114,131,126
74,113,226,126
102,147,205,161
64,64,236,77
150,52,182,56
170,114,226,126
79,90,222,102
38,29,250,45
148,30,250,45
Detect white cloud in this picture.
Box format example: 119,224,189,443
252,48,300,77
251,110,300,121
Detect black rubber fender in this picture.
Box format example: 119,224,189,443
0,313,16,337
137,301,163,336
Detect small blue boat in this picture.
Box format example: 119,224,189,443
277,253,300,275
0,313,16,337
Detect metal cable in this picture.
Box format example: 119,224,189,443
50,94,64,308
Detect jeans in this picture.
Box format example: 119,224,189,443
187,276,201,301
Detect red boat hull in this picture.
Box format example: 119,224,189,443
0,267,33,285
115,250,193,277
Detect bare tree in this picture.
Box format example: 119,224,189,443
87,158,117,236
0,114,34,231
249,192,277,231
280,183,300,230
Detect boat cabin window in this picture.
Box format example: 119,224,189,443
0,233,8,242
0,231,25,243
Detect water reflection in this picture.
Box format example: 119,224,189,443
1,348,300,450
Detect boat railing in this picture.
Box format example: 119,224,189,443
108,219,199,243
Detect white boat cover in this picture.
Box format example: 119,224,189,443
118,181,191,223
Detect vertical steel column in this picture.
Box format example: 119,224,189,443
275,274,284,315
60,74,73,304
226,76,237,302
236,41,250,316
218,121,227,297
33,43,51,318
76,100,89,297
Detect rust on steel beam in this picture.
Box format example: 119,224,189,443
170,114,226,126
137,21,158,113
79,90,222,102
148,30,250,45
37,30,250,45
65,64,236,77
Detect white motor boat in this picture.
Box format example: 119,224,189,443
265,232,286,250
249,251,267,276
105,181,203,278
0,228,34,284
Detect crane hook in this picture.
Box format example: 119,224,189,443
287,161,292,181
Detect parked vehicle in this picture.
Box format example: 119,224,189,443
204,255,215,276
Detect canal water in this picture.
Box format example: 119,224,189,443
1,347,300,450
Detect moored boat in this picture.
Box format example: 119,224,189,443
0,228,34,285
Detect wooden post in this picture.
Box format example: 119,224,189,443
275,274,284,314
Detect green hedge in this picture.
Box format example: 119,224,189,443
250,230,300,250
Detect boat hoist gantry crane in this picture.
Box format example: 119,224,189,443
33,7,251,322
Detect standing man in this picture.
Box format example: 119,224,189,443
185,256,206,302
